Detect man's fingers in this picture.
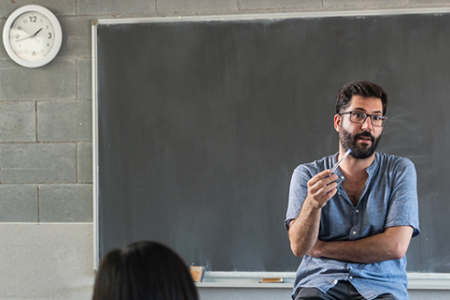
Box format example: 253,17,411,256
306,170,339,208
308,172,338,194
305,181,337,208
309,170,332,185
316,182,337,202
320,181,337,196
323,186,337,200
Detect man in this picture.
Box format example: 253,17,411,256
285,81,420,300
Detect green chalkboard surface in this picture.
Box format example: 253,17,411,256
95,12,450,272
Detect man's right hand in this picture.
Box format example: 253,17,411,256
305,170,338,209
288,169,339,256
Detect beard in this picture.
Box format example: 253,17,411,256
339,128,382,159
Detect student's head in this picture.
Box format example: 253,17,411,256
334,81,388,159
92,241,199,300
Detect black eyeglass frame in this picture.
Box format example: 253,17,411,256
339,111,388,127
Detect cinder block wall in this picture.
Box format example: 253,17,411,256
1,1,449,299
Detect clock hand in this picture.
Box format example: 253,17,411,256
31,28,43,37
15,27,42,42
15,35,41,42
15,35,34,42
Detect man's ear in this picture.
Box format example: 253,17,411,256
334,114,341,132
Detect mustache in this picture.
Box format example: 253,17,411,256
354,131,374,142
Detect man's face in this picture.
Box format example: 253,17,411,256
335,96,384,159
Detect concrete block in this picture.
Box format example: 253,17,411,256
323,0,398,9
77,142,93,183
78,59,92,99
37,100,92,142
0,223,94,300
0,19,7,60
0,0,76,19
77,0,155,15
0,185,38,222
0,60,76,101
0,101,36,142
239,0,321,10
157,0,238,14
39,184,93,222
409,0,450,4
0,143,76,183
58,16,92,59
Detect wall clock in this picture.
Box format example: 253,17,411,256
2,5,62,68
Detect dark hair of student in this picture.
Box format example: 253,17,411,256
335,80,388,115
92,241,199,300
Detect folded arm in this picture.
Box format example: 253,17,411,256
308,225,414,263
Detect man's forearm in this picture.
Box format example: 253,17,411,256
308,226,414,264
288,170,339,257
288,202,322,257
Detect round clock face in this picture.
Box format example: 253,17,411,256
9,11,56,62
2,5,62,68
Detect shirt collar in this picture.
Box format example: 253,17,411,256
331,152,380,180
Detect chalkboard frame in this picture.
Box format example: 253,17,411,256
92,8,450,288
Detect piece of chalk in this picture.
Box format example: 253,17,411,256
190,266,205,282
260,277,284,283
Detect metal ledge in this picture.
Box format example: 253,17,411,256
195,272,450,289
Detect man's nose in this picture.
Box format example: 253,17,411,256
361,116,373,131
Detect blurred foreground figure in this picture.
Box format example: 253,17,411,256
92,241,199,300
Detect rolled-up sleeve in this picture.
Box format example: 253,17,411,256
285,165,312,231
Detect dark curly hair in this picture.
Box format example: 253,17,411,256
335,81,388,115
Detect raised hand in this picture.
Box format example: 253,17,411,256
305,170,338,209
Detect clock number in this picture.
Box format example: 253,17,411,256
23,20,27,24
29,16,37,23
48,33,52,39
32,51,36,57
18,26,22,30
15,34,20,39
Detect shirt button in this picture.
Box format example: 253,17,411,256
353,231,357,235
338,192,341,195
355,210,359,213
349,276,353,279
349,267,353,269
341,176,345,180
333,280,338,284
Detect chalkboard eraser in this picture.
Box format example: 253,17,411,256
261,277,284,283
190,266,205,282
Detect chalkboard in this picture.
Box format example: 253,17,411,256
94,11,450,273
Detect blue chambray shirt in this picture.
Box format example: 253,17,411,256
285,152,420,300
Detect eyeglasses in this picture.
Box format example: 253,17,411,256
339,111,388,127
